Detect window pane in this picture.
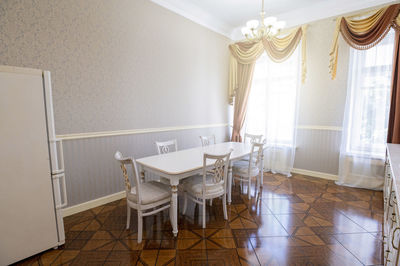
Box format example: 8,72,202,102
246,47,300,146
346,30,394,157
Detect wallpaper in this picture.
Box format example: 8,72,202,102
0,0,231,134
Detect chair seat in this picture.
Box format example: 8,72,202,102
183,175,224,198
128,181,171,205
240,155,257,163
233,160,260,177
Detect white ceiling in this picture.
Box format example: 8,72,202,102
150,0,398,40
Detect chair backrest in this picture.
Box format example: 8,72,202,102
244,133,263,144
155,139,178,154
248,140,266,169
202,149,232,195
114,151,141,203
199,135,216,147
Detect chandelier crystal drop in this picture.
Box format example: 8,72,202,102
241,0,286,41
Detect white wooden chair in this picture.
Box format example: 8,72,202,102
114,151,172,243
244,133,263,144
199,135,216,147
182,150,232,228
233,141,265,199
242,133,263,162
155,139,178,154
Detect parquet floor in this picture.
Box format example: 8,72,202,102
16,173,383,265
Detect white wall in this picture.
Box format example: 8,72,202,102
293,17,350,176
0,0,231,207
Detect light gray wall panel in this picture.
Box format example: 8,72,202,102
63,126,229,206
298,18,349,127
0,0,230,134
294,129,342,175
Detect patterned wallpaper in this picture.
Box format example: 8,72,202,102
0,0,230,134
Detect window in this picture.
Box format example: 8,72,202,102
345,30,395,158
245,48,300,147
244,47,301,176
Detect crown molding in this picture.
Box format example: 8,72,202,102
149,0,232,39
278,0,397,28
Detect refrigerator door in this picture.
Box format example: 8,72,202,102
43,71,66,244
43,71,61,173
0,66,59,265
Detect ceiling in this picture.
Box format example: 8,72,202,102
174,0,321,28
150,0,397,40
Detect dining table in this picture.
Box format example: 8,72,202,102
136,141,264,236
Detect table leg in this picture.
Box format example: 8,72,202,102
140,170,145,183
260,153,264,188
228,162,233,205
170,180,179,237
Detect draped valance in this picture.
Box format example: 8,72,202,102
329,4,400,79
228,26,307,104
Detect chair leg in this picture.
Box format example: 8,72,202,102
126,205,131,229
137,211,143,243
222,195,228,220
182,191,188,215
248,177,251,200
209,199,213,206
202,199,206,229
169,205,173,225
255,175,259,198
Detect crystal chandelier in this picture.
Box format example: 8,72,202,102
241,0,286,41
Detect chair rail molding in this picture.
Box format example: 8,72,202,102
57,123,229,141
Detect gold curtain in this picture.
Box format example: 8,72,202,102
329,4,400,79
231,63,256,142
228,26,307,104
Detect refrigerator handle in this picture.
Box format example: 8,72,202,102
53,173,68,209
51,139,65,174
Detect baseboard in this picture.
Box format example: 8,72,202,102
291,168,338,181
62,191,126,217
62,168,337,217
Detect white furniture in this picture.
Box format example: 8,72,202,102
114,151,172,243
156,139,178,154
241,133,264,185
182,150,232,228
0,66,66,265
384,144,400,265
233,142,265,199
136,142,262,236
199,135,216,147
244,133,263,144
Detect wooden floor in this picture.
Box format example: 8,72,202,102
16,173,383,265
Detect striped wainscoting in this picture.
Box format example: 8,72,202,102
60,124,229,212
293,126,342,178
60,124,342,216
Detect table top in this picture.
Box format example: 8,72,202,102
136,142,254,175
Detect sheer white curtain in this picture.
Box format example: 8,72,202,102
245,47,301,176
337,30,395,189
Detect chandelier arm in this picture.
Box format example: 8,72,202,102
242,0,284,41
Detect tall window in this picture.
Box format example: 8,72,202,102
245,47,301,176
337,29,395,190
345,30,395,158
246,50,300,146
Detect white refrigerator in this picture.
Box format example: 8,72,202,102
0,65,67,265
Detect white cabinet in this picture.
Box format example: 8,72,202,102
384,144,400,265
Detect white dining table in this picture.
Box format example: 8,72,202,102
136,141,264,236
